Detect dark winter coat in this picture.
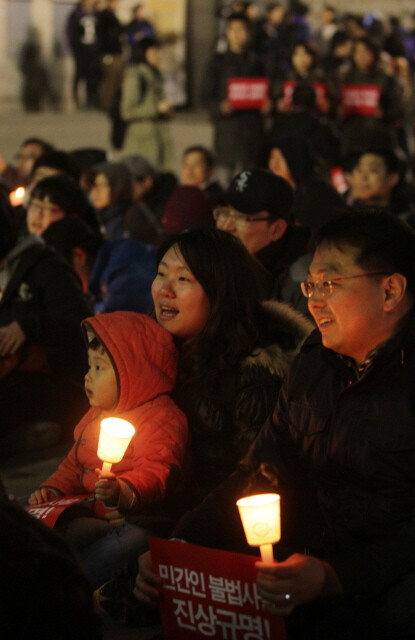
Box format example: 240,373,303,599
173,300,313,500
202,49,266,167
175,314,415,605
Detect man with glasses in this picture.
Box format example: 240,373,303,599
135,210,415,640
214,168,310,311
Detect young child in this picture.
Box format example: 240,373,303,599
28,311,188,587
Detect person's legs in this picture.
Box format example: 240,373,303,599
79,522,150,589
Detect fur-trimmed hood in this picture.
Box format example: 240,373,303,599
243,299,314,380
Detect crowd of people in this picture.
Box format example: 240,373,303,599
1,2,415,639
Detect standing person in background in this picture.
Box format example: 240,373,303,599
66,0,100,109
96,0,124,113
202,12,267,186
121,37,172,169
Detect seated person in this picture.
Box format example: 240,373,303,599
135,210,415,640
0,137,53,192
0,479,102,640
180,145,225,206
0,191,91,453
28,311,189,589
214,168,310,313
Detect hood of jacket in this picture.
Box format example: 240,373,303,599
243,299,314,379
82,311,178,413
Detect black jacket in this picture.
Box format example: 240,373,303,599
174,300,312,500
175,315,415,602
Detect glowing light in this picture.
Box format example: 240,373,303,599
9,187,25,206
97,417,135,474
237,493,281,563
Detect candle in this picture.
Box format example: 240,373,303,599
9,187,25,207
97,417,135,475
237,493,281,563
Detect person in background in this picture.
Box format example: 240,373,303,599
0,138,54,193
88,162,134,239
26,174,100,237
214,168,310,312
0,188,91,455
161,185,214,235
66,0,100,109
180,145,225,206
121,37,172,169
202,12,266,185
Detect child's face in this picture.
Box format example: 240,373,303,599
85,347,118,411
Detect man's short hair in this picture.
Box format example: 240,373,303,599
314,211,415,298
183,146,216,172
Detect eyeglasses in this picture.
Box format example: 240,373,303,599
213,206,271,226
301,272,391,299
28,200,63,218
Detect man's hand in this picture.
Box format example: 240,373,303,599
133,551,163,605
94,469,120,506
0,321,26,357
256,553,342,616
28,487,61,505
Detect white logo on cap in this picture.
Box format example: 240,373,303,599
235,171,251,192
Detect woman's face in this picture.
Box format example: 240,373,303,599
353,42,375,71
90,173,111,209
151,245,211,341
27,195,65,235
292,45,313,74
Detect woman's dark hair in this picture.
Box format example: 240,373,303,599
91,162,133,206
353,36,380,66
314,211,415,298
291,39,318,69
130,36,160,65
156,228,268,381
30,174,100,233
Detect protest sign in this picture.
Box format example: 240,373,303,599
227,78,270,109
149,537,286,640
340,84,381,117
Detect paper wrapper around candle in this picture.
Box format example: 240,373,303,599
237,493,281,563
97,417,135,474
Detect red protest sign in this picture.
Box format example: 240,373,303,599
149,537,286,640
227,77,270,109
25,495,91,528
340,84,381,116
282,80,328,113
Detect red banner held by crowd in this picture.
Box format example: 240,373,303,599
149,537,286,640
227,77,270,109
340,84,381,117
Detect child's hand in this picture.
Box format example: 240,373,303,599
94,469,120,506
28,488,59,505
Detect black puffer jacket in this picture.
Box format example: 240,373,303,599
174,300,312,500
176,315,415,602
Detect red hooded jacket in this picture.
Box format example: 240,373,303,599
42,312,188,511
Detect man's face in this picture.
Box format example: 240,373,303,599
227,20,249,53
348,153,398,206
16,143,44,180
181,151,210,187
353,42,375,70
215,205,285,254
307,243,390,363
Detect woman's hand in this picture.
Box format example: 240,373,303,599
256,553,342,616
94,469,120,506
133,551,163,605
28,487,61,505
